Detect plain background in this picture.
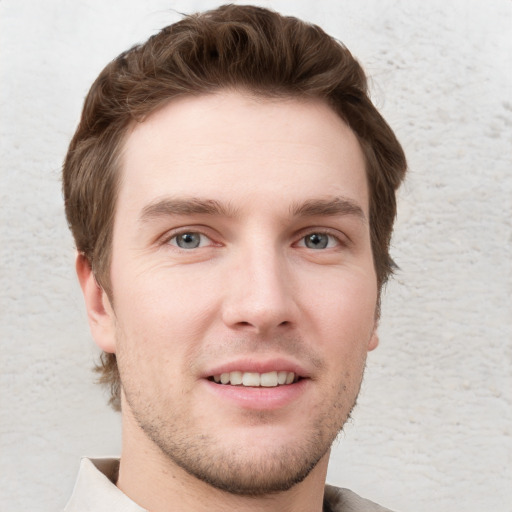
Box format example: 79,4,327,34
1,1,511,511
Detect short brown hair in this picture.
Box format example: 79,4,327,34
63,4,406,409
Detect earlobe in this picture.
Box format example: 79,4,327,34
76,253,117,354
367,330,379,352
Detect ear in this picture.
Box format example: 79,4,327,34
76,253,116,354
367,329,379,352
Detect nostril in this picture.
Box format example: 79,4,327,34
235,320,292,330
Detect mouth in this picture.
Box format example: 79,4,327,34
208,371,301,387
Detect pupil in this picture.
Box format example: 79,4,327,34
178,233,200,248
306,233,328,249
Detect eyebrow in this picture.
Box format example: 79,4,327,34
139,196,366,223
139,197,239,223
290,197,366,222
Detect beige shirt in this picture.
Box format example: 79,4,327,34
64,458,395,512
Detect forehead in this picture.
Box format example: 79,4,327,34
117,91,368,217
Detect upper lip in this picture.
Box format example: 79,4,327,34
203,357,311,379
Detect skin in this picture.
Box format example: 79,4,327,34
78,90,379,512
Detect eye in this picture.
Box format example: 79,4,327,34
169,232,210,249
300,232,339,250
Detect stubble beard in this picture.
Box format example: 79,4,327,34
122,376,363,497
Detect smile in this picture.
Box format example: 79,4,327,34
209,371,299,387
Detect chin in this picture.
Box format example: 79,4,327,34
165,434,331,496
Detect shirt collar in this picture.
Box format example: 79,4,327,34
64,457,146,512
64,457,384,512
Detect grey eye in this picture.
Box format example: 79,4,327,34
304,233,329,249
174,232,202,249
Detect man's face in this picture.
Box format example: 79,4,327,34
96,91,378,495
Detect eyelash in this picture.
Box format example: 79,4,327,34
162,227,346,251
295,231,343,250
300,225,351,248
162,228,215,250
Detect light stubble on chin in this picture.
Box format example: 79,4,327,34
123,376,363,497
118,327,368,497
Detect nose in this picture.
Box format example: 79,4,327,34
221,243,298,335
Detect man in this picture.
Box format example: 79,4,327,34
63,4,406,511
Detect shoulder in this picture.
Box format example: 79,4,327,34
324,484,397,512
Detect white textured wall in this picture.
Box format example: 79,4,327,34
1,1,511,511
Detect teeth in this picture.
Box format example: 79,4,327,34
211,371,297,387
277,371,288,385
242,372,260,386
260,371,277,387
230,371,243,385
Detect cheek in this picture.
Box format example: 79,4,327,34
307,271,377,327
301,271,377,365
112,268,221,359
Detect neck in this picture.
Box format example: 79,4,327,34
117,405,329,512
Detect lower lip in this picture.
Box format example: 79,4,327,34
203,378,309,411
